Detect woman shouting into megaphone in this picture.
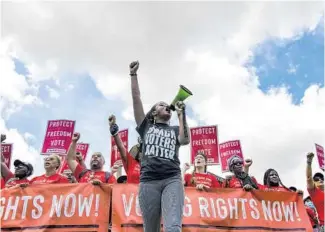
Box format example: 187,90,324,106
129,60,190,232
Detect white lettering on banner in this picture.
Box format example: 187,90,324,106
76,144,87,150
47,131,72,137
249,199,260,219
192,139,217,146
1,146,11,153
49,121,74,128
192,127,215,135
21,196,33,220
117,194,300,222
220,149,241,157
144,127,177,160
183,197,192,217
219,141,239,149
119,131,128,137
32,195,44,219
50,140,65,147
197,149,212,156
0,194,100,220
121,194,142,217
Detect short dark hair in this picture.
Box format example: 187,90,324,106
313,172,324,181
304,196,312,203
289,186,297,192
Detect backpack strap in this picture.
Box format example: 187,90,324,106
105,171,111,183
78,169,111,183
224,175,233,188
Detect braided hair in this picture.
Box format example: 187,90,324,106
190,151,208,185
145,104,158,124
263,168,290,191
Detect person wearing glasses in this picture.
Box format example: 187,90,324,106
223,155,258,191
306,152,324,231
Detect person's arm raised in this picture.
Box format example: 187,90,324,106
175,101,190,145
109,115,128,165
1,153,11,179
67,133,80,173
129,61,145,127
306,152,314,190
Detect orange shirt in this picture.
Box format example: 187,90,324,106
308,187,324,225
184,172,222,188
122,153,140,184
31,173,69,184
74,163,116,184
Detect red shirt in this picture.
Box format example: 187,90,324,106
224,175,258,189
31,173,69,185
122,153,140,184
308,187,324,225
74,163,116,184
184,172,222,188
3,171,30,188
258,184,290,192
305,206,317,227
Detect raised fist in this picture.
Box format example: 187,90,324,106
129,61,139,75
1,134,6,143
111,163,121,174
183,163,190,172
72,133,80,142
109,115,119,136
244,158,253,168
307,153,314,162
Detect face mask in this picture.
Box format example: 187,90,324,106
305,201,316,210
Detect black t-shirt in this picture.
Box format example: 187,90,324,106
136,118,181,182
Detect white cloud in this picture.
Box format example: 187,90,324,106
0,1,324,194
24,132,35,142
0,118,40,174
287,62,299,74
45,85,60,99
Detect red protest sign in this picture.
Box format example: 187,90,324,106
41,120,75,155
190,125,219,164
58,143,89,173
219,140,244,172
1,143,13,168
315,144,324,171
111,129,128,167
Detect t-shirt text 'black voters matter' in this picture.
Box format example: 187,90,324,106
136,118,181,182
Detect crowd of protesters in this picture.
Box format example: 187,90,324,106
0,61,324,232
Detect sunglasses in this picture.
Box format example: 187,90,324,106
314,177,324,182
233,161,243,166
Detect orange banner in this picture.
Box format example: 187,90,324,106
112,184,312,232
0,183,111,232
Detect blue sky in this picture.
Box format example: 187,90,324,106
250,21,324,104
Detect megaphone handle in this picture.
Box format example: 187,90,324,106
182,112,189,140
